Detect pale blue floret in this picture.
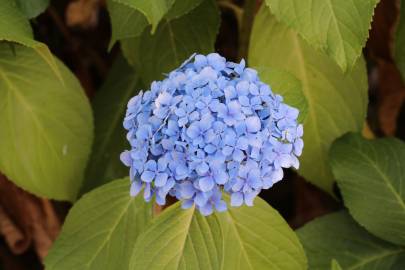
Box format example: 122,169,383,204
120,53,304,215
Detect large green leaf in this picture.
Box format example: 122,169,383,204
265,0,379,71
297,211,405,269
395,0,405,81
164,0,203,20
130,196,306,270
0,44,93,201
107,0,202,49
82,56,141,194
107,0,148,50
113,0,175,32
130,204,223,270
0,0,55,65
330,134,405,246
121,0,220,85
256,67,308,123
45,178,153,270
249,6,368,194
15,0,49,18
219,197,307,270
0,0,35,46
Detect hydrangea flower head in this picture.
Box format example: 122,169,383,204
121,53,303,216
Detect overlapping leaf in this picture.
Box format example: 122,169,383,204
130,204,223,270
249,6,368,194
256,67,308,123
330,134,405,246
164,0,203,20
108,0,203,49
130,196,306,270
15,0,49,18
82,56,141,194
121,0,220,85
0,44,93,201
45,178,153,270
113,0,175,32
0,0,55,64
0,0,35,46
265,0,379,71
298,211,405,269
218,197,307,270
107,0,148,49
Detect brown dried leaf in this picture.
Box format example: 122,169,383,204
367,0,400,61
65,0,101,29
366,0,405,135
0,206,27,254
376,60,405,135
0,174,61,260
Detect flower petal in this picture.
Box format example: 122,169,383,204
141,171,155,183
230,192,243,207
246,116,261,133
155,173,168,187
130,181,143,197
120,151,132,167
199,176,214,192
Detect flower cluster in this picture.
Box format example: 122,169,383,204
120,53,303,216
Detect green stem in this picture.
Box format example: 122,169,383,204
238,0,256,61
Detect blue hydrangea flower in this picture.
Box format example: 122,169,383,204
120,53,304,216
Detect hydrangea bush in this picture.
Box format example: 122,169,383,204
120,53,303,215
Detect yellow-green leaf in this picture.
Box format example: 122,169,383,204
249,6,368,194
0,0,35,46
219,197,307,270
0,44,93,201
255,67,308,123
45,178,153,269
265,0,379,71
130,196,306,270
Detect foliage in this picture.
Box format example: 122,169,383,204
45,178,154,269
121,0,220,85
249,6,368,194
81,56,141,194
0,0,404,269
0,44,93,201
46,179,306,270
330,134,405,246
0,0,35,46
255,67,308,123
14,0,49,18
264,0,380,72
298,211,405,269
